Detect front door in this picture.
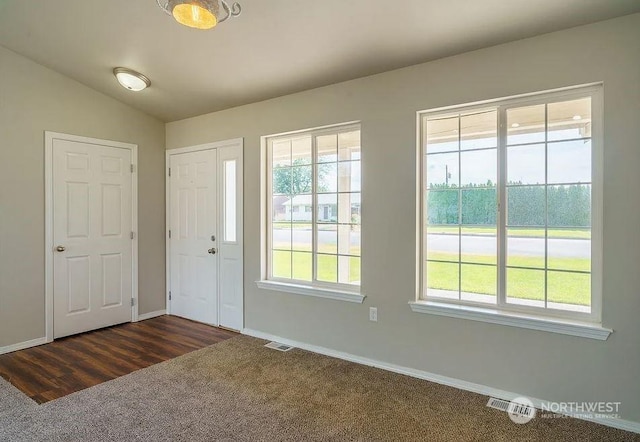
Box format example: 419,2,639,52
52,138,133,338
169,150,218,324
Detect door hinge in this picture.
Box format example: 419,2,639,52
130,231,135,240
130,164,135,173
168,230,172,239
168,167,171,177
131,298,135,307
169,291,172,301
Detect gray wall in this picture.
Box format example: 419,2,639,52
167,14,640,422
0,45,166,347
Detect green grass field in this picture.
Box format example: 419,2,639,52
273,250,360,284
274,222,313,229
270,224,590,306
425,252,590,306
271,224,361,283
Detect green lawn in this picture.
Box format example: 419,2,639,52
272,242,360,256
270,224,590,305
425,252,590,306
274,222,312,229
273,250,360,284
427,226,591,239
426,251,590,272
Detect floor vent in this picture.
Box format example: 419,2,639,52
264,341,294,352
487,397,511,412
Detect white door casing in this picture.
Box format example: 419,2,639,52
169,149,218,324
166,139,244,330
45,132,138,340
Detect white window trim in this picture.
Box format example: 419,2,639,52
409,301,611,340
414,83,607,334
256,280,365,303
259,121,363,303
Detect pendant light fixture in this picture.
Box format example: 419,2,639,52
157,0,241,30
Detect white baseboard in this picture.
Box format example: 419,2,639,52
136,310,167,321
242,328,640,435
0,337,48,355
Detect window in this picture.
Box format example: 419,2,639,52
418,85,602,323
223,159,237,242
264,123,361,294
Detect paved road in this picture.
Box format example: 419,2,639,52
273,228,361,249
427,234,589,258
273,229,589,259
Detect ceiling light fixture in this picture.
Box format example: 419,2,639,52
157,0,241,30
113,67,151,92
511,123,520,128
572,115,582,120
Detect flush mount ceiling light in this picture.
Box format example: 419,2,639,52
157,0,241,30
113,68,151,91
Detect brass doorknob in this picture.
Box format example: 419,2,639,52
56,246,66,252
208,248,217,255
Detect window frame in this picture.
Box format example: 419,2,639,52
416,84,603,324
261,122,363,298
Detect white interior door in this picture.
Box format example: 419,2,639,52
169,150,218,324
218,145,244,331
52,139,133,338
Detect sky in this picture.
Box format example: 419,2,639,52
426,129,592,187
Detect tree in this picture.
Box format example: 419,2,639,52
427,182,590,227
273,159,332,195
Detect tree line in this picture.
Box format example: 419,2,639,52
427,182,591,227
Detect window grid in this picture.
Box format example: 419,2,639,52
421,86,600,321
503,100,593,312
267,124,361,290
424,109,498,303
544,103,549,309
456,116,462,300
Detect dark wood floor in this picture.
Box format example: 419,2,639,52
0,315,237,403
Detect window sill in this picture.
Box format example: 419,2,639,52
256,280,366,304
409,301,612,340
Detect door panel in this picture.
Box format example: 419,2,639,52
53,139,133,338
102,253,123,307
67,182,90,237
102,184,122,236
67,256,91,314
170,150,217,324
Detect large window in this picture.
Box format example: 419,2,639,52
266,123,361,292
419,86,601,321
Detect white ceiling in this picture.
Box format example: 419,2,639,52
0,0,638,122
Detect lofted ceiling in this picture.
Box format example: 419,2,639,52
0,0,638,122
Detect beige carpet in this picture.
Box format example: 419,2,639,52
0,376,35,415
0,335,637,441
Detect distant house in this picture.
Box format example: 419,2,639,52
272,195,290,221
283,194,361,223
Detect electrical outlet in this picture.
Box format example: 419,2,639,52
369,307,378,322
